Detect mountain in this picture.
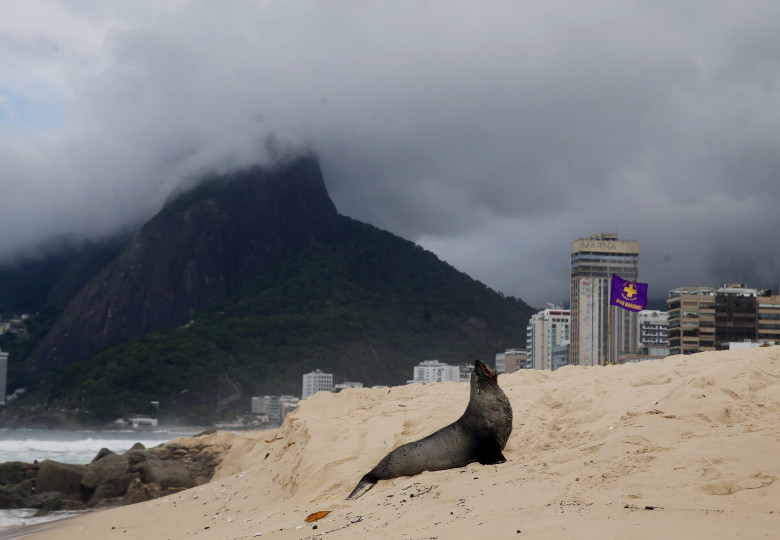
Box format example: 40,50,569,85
5,154,533,423
26,154,345,376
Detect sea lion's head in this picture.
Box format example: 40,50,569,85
472,359,499,391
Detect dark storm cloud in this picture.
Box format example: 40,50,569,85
1,1,779,307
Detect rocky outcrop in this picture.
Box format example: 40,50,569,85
0,436,230,512
36,461,87,496
0,462,37,509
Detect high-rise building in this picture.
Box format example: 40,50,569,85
0,347,7,405
526,306,570,370
302,369,333,399
570,233,640,365
638,310,669,348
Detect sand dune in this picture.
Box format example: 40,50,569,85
24,346,780,539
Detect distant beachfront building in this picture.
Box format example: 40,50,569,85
280,398,299,422
458,363,475,383
0,347,7,405
302,369,333,399
526,306,570,370
495,352,505,374
407,360,461,384
496,349,528,374
129,417,158,428
496,349,530,373
638,310,669,348
251,396,267,415
570,233,640,366
504,349,529,373
333,381,364,392
252,395,299,425
667,284,780,355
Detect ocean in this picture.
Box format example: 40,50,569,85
0,427,197,534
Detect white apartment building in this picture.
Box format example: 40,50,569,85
526,306,571,370
408,360,461,384
638,310,669,347
302,369,333,399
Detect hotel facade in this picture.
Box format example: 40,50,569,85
570,233,640,365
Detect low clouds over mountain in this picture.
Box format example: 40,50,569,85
1,2,779,305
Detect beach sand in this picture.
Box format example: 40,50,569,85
20,345,780,539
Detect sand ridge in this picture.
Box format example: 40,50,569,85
22,345,780,539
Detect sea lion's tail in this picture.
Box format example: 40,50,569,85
346,474,376,500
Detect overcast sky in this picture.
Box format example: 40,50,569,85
1,1,779,307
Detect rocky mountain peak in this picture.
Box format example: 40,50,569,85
28,154,345,376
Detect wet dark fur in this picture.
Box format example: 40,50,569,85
347,360,513,499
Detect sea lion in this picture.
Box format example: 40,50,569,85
347,359,512,500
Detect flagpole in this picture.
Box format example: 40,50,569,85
605,302,611,365
604,277,612,366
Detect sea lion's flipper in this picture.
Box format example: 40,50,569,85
477,451,507,466
346,474,376,500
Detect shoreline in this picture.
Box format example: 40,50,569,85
0,424,212,432
1,511,87,540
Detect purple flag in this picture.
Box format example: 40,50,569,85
610,274,648,312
